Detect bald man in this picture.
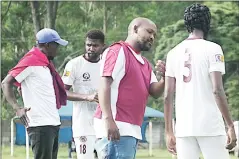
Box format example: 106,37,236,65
94,17,166,159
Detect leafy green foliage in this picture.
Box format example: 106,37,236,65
1,1,238,120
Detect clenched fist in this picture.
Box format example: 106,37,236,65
155,60,166,78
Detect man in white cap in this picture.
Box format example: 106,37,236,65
2,28,68,159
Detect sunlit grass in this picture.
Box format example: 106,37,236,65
1,144,238,159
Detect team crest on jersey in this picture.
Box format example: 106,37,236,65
79,136,87,142
64,71,70,77
215,54,224,62
83,72,91,81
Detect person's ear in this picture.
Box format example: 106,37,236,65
101,44,107,53
133,25,139,33
45,43,50,48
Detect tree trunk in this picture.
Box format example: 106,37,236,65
46,1,53,28
52,1,58,28
103,2,107,34
30,1,41,34
46,1,58,29
88,2,92,13
2,1,12,22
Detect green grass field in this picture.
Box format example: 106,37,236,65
1,144,238,159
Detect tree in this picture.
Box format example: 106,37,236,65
46,1,58,29
30,1,41,34
1,1,238,120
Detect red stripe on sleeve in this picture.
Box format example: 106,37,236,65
102,44,121,77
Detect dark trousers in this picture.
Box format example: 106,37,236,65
27,125,60,159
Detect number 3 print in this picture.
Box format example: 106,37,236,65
183,50,192,83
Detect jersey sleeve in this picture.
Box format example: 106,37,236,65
208,45,225,75
165,51,175,77
62,60,75,85
100,46,125,80
14,66,33,83
150,71,158,84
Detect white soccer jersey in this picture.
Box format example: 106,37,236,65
166,38,226,137
62,55,100,137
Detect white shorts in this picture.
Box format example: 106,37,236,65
176,136,230,159
74,136,96,159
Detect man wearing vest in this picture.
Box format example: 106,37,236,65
2,28,68,159
94,17,166,159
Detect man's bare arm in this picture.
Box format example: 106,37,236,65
98,76,113,119
149,78,165,99
1,74,21,110
2,74,30,127
210,72,234,128
64,85,97,102
164,77,176,134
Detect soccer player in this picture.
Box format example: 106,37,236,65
2,28,68,159
163,3,237,159
62,30,105,159
94,17,166,159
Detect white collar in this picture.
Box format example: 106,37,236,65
127,46,145,64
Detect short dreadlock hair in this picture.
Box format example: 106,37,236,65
184,3,211,37
85,29,105,43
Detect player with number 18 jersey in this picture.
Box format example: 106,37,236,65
62,30,105,159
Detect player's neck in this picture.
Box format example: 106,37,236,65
83,54,100,63
36,46,54,61
189,30,204,39
125,38,141,53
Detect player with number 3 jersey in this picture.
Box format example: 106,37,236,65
163,3,237,159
